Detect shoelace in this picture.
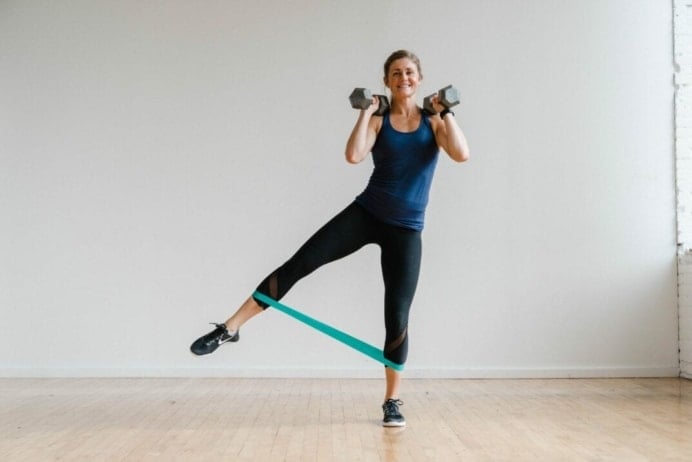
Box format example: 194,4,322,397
383,399,404,415
205,323,229,343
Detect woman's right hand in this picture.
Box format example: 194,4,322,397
363,95,381,116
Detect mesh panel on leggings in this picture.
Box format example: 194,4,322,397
268,272,278,299
384,327,407,366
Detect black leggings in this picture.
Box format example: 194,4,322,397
253,202,422,366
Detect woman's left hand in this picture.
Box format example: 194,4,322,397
429,94,447,115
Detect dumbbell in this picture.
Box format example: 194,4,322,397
349,88,390,116
423,85,460,115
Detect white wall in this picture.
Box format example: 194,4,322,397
675,0,692,379
0,0,678,378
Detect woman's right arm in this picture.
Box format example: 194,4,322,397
345,97,381,164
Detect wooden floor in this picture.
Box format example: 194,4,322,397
1,378,691,461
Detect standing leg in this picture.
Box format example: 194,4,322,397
379,225,422,426
385,366,402,400
380,226,422,383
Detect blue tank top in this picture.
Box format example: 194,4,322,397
355,111,439,231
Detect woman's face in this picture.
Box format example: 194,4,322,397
384,58,422,98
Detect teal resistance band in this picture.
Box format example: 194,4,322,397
252,291,404,371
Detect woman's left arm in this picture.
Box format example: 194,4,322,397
431,100,470,162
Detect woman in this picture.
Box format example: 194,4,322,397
191,50,470,427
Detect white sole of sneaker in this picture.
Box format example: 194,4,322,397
383,421,406,427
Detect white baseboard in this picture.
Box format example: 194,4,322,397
681,360,692,379
0,365,681,379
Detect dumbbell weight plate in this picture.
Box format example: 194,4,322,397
349,88,373,110
373,95,389,116
439,85,460,108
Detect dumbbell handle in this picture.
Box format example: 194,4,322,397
369,95,389,116
423,85,460,115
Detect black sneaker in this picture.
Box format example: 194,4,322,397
190,323,239,356
382,399,406,427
